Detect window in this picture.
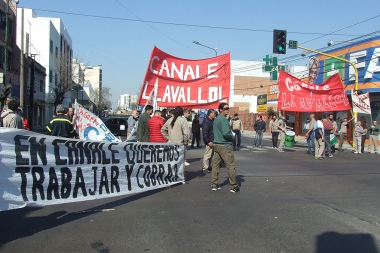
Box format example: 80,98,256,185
55,46,58,58
55,73,58,86
7,51,12,71
49,69,52,83
50,40,53,53
40,80,44,92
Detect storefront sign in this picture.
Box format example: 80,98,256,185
257,94,267,113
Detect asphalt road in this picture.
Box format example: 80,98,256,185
0,134,379,253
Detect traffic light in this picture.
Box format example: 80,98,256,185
273,29,287,54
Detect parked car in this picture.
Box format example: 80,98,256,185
103,116,129,137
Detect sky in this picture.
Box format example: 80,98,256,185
18,0,380,109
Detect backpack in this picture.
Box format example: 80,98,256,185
322,120,334,131
232,120,241,131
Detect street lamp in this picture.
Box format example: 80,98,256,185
193,41,218,56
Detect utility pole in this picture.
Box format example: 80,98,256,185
3,0,10,88
29,54,36,131
20,8,25,111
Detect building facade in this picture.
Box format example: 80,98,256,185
16,8,73,124
0,0,20,99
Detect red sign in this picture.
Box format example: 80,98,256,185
138,47,230,109
278,71,351,112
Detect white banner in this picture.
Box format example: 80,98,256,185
352,90,371,114
0,128,185,211
74,103,120,142
127,81,158,142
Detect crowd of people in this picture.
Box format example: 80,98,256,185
0,97,29,130
131,103,240,193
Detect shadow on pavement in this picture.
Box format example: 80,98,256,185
316,231,379,253
0,188,165,246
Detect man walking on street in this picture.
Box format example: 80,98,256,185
305,114,316,155
231,113,243,150
338,118,349,152
202,109,216,173
211,103,240,193
314,115,325,160
368,120,379,154
322,114,334,158
136,105,153,142
253,115,266,148
269,115,279,148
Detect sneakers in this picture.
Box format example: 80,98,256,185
185,161,190,166
354,151,358,154
259,145,262,148
278,149,285,152
211,185,221,191
230,187,240,193
207,168,212,173
328,154,334,158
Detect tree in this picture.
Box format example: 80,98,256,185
93,87,112,115
46,53,77,110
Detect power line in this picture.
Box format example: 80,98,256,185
32,8,366,37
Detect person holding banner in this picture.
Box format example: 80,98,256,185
360,120,368,154
211,103,240,193
136,105,153,142
368,120,379,154
354,121,364,154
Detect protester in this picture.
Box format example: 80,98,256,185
354,120,364,154
314,115,325,160
211,103,240,193
338,118,349,152
277,114,291,152
169,109,175,118
67,107,76,124
202,109,216,173
328,114,338,153
148,110,167,142
161,109,169,121
322,114,334,158
0,98,23,129
368,120,379,154
253,115,266,148
127,110,139,138
191,114,201,148
183,109,191,120
136,105,153,142
231,113,243,151
161,106,190,165
269,115,279,148
46,104,75,138
361,120,368,154
305,114,316,155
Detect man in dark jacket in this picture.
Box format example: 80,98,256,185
253,115,266,147
202,109,216,173
136,105,153,142
211,103,240,193
46,104,75,138
191,114,201,148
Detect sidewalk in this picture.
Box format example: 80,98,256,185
241,130,356,152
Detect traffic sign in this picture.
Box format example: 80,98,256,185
289,40,298,49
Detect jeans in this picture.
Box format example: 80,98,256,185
254,130,263,146
272,132,279,148
307,132,315,152
233,130,241,148
324,134,331,156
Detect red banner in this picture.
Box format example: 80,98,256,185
138,47,230,109
278,71,351,112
